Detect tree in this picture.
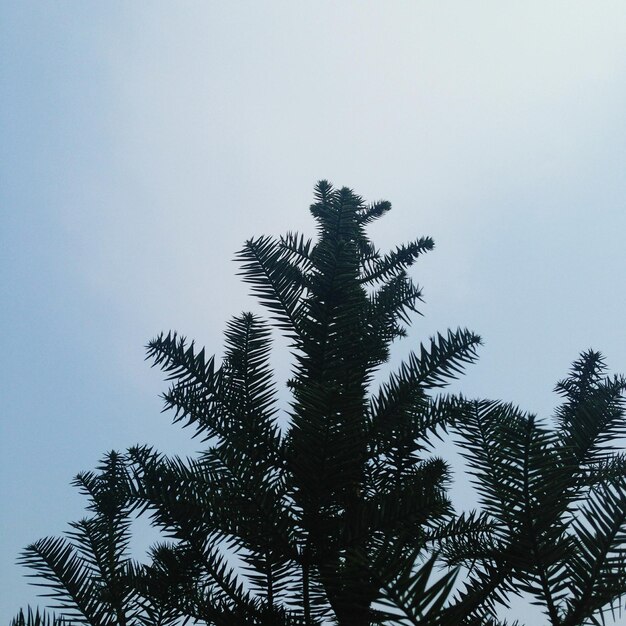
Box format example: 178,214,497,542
436,350,626,625
10,609,70,626
17,453,140,626
13,182,480,625
11,182,626,626
125,180,481,625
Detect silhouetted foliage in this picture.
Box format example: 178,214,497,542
11,183,626,626
440,352,626,625
10,609,71,626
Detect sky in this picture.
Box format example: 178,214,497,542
1,1,625,623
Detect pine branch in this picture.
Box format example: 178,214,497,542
237,235,308,338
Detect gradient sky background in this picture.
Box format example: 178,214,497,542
1,2,626,623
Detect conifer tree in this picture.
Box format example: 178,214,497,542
14,182,480,625
122,181,481,624
11,183,625,626
438,351,626,625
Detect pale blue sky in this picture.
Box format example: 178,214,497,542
2,2,626,623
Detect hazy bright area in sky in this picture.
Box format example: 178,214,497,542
1,2,625,623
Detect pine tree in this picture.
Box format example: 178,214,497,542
436,351,626,625
12,182,625,626
123,181,481,624
13,182,480,625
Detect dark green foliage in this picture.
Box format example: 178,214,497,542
439,351,626,625
10,609,72,626
11,183,625,626
18,453,137,626
122,182,480,625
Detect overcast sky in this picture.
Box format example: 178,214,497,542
1,2,625,623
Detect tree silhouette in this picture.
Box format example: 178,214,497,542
438,350,626,625
122,181,480,624
11,182,625,626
